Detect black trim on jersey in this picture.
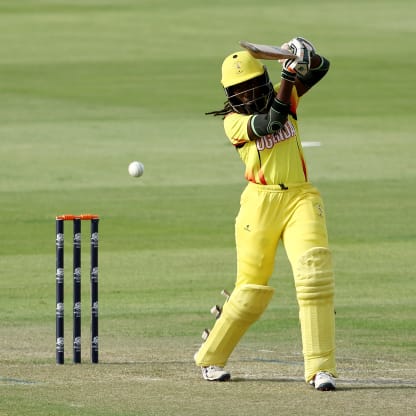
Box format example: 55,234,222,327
257,148,262,168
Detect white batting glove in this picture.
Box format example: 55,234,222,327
296,37,316,57
280,37,316,56
286,37,310,76
282,58,298,73
279,38,310,76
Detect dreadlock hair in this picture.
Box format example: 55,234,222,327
205,101,233,119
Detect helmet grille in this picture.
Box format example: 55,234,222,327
225,72,274,115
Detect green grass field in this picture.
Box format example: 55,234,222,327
0,0,415,415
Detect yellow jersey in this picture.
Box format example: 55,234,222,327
223,86,308,185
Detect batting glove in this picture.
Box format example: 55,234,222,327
285,37,311,76
295,37,316,57
281,56,308,78
280,59,296,82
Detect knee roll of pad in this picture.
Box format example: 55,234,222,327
294,247,334,301
224,283,275,322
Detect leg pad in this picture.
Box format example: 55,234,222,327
294,247,337,382
194,284,274,367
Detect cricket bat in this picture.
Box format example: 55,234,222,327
239,40,296,60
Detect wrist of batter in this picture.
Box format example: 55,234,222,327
281,68,296,83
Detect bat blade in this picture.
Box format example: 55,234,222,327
239,40,296,60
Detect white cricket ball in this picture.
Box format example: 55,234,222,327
128,161,144,177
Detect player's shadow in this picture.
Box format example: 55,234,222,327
232,377,416,390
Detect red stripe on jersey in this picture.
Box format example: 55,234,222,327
258,169,267,185
290,95,297,117
245,170,256,183
300,153,308,181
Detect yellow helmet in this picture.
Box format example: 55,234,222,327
221,51,265,87
221,51,274,115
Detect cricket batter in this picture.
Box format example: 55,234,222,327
194,37,337,391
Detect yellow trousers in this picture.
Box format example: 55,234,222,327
235,182,337,382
